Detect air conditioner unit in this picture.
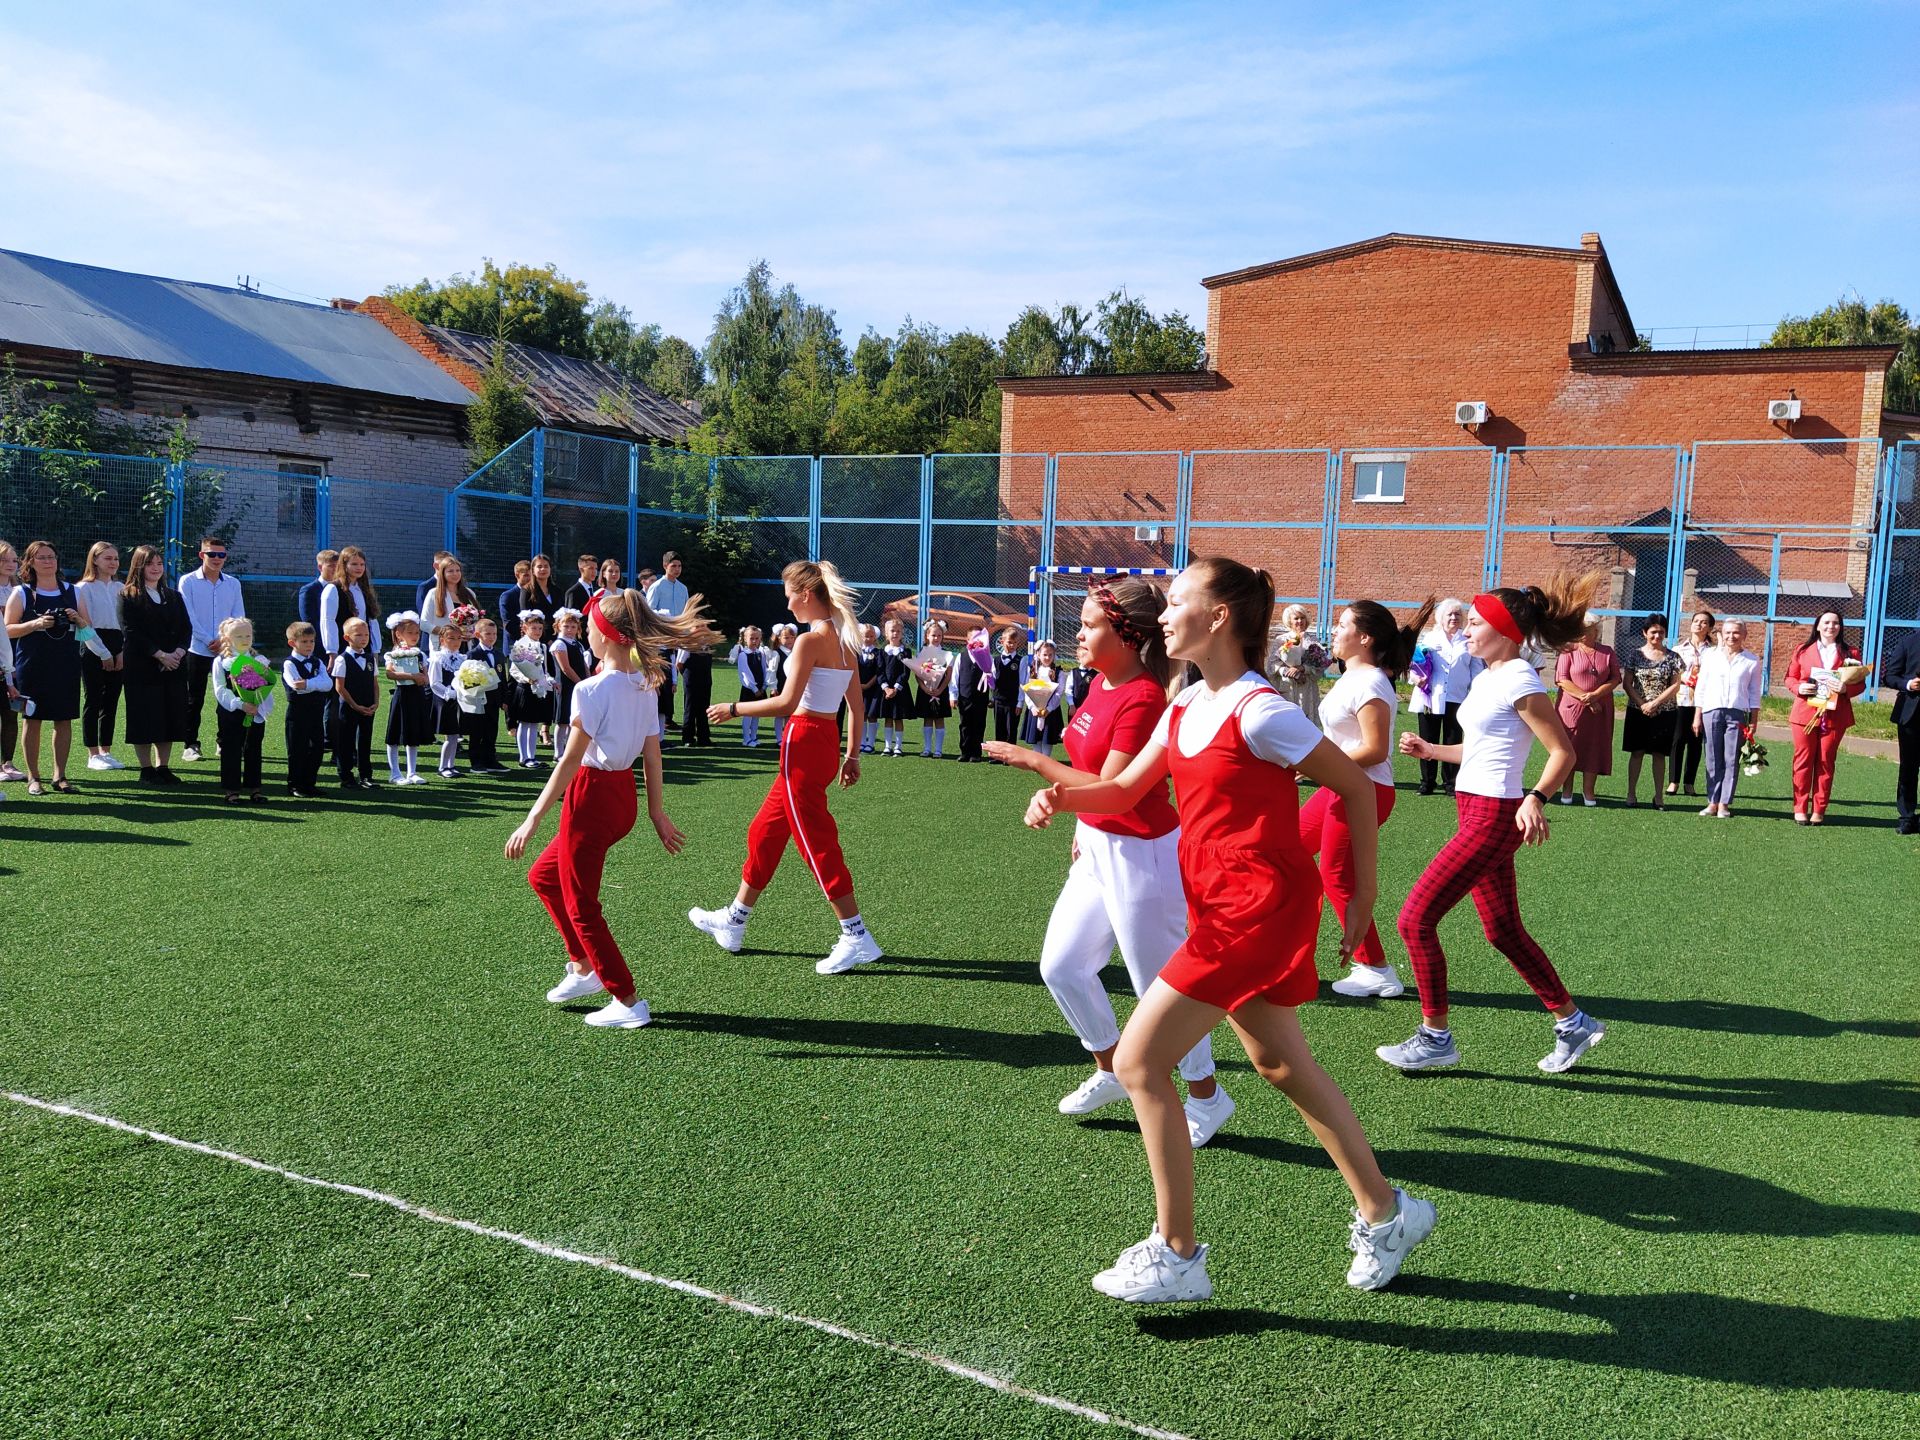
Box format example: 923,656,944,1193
1454,401,1489,426
1768,399,1802,422
1134,525,1161,543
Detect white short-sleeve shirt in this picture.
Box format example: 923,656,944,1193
1319,665,1399,786
1454,659,1549,799
570,669,663,771
1152,672,1323,766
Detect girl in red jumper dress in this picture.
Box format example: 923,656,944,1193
1027,557,1433,1305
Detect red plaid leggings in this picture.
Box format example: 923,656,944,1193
1397,792,1571,1021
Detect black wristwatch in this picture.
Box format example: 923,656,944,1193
1524,788,1550,806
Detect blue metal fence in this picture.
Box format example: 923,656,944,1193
4,427,1905,697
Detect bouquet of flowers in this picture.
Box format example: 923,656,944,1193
1275,626,1328,681
229,652,277,724
965,629,995,690
387,645,424,681
449,603,481,635
454,658,500,714
1021,674,1059,715
1738,724,1769,776
914,644,950,687
1407,645,1433,699
509,638,551,692
1804,661,1870,733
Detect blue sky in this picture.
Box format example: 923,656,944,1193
1,1,1914,348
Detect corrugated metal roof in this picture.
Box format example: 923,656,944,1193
0,249,478,406
424,324,696,442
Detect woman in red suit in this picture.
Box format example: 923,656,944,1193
1783,609,1865,826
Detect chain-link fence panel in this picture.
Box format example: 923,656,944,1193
463,432,536,496
1678,527,1873,690
929,455,1044,622
1332,447,1495,616
329,478,446,592
1188,450,1328,610
821,455,922,611
542,502,631,585
453,493,536,593
541,430,632,505
1052,451,1180,573
0,444,172,572
188,462,322,587
1878,444,1920,664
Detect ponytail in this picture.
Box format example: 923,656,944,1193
1185,555,1274,675
782,559,863,654
1347,596,1437,679
1483,571,1604,650
596,586,725,686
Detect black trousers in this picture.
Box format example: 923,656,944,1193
1897,724,1919,827
217,705,265,791
81,630,125,747
184,652,215,748
1668,704,1703,789
0,702,15,763
680,653,713,745
1417,704,1463,790
958,698,989,759
467,702,502,770
335,708,374,782
992,699,1020,745
659,673,677,731
285,695,329,792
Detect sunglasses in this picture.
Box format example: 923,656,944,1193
203,551,228,560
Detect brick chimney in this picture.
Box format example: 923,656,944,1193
357,295,485,393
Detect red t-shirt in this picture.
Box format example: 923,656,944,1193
1063,672,1179,839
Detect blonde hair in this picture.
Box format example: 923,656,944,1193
218,617,254,656
782,560,862,654
80,541,119,583
595,587,725,686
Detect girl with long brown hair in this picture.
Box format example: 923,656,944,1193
692,560,885,976
321,546,383,656
507,586,722,1030
1389,573,1608,1074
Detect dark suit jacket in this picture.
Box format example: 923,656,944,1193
1885,630,1920,728
295,579,326,639
414,578,435,611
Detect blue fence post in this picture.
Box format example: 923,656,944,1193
1316,450,1339,626
163,460,186,580
626,442,641,580
1481,448,1506,590
917,454,933,630
443,488,458,556
530,428,546,557
1666,446,1693,622
316,469,332,556
1173,452,1194,568
707,455,719,524
1864,444,1898,696
807,455,823,561
1039,454,1059,641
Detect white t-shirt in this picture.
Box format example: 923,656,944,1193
1319,665,1399,786
74,579,124,631
1151,671,1323,766
570,669,663,771
1455,659,1548,800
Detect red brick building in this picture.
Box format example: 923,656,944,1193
997,233,1899,647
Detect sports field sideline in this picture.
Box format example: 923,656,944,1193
2,682,1914,1440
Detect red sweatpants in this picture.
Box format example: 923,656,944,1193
1791,725,1845,814
1397,792,1571,1021
1298,780,1395,967
744,713,854,901
529,766,638,1002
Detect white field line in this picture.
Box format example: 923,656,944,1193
6,1090,1197,1440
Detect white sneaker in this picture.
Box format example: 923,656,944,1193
181,746,202,763
1345,1188,1436,1290
546,968,605,1004
688,906,746,953
1538,1013,1606,1073
1058,1068,1129,1115
406,773,428,786
1092,1231,1212,1304
1184,1086,1235,1148
1332,963,1405,998
816,929,883,975
583,997,651,1029
86,754,113,771
1375,1028,1461,1071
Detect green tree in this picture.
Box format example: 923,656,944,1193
702,261,848,454
647,336,706,403
465,335,540,471
386,260,595,357
1769,294,1918,414
1000,305,1064,378
1096,289,1206,373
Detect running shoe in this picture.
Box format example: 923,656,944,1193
1375,1028,1461,1071
1538,1013,1606,1073
546,969,606,1004
816,930,883,975
1345,1188,1436,1290
1184,1086,1235,1148
1332,963,1406,998
583,997,651,1029
1092,1231,1212,1304
688,906,746,954
1057,1068,1128,1115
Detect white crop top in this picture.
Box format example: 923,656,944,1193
799,665,853,712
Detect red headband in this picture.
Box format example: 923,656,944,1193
585,594,623,644
1093,585,1148,651
1472,593,1525,645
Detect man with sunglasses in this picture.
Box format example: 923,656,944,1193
178,536,246,763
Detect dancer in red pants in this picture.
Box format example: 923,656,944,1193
506,587,721,1029
1310,597,1435,1000
1027,557,1432,1305
1389,574,1606,1074
1783,609,1865,826
691,560,884,975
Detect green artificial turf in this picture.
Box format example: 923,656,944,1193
2,678,1915,1440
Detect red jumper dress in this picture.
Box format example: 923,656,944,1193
1159,687,1323,1011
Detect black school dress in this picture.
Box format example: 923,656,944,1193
878,646,913,722
431,650,467,737
121,586,194,744
551,637,592,725
506,646,557,725
384,652,436,745
917,650,953,721
14,584,82,721
857,646,882,721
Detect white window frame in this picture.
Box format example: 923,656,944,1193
1351,452,1409,505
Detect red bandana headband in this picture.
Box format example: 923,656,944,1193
585,593,624,644
1093,585,1148,651
1472,593,1525,645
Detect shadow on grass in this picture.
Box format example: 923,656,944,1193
0,824,187,847
1188,1124,1917,1238
729,948,1049,987
1471,1066,1920,1118
655,1008,1085,1069
1136,1278,1919,1392
1447,990,1919,1040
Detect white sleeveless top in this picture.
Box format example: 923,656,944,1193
799,665,853,712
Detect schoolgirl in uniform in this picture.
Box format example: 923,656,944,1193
428,622,469,777
1020,638,1065,756
692,560,885,976
508,610,558,767
383,611,435,784
1314,598,1435,1000
1390,576,1607,1074
986,578,1231,1146
877,617,911,756
916,620,952,758
1026,557,1432,1304
991,627,1028,747
769,625,795,746
507,587,722,1030
550,608,593,755
856,624,881,753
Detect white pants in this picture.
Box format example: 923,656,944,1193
1040,822,1213,1082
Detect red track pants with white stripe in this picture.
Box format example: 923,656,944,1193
744,713,854,901
529,766,638,1002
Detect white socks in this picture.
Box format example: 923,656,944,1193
932,725,945,757
839,912,868,938
387,745,419,782
726,900,753,926
517,725,537,763
439,738,458,771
